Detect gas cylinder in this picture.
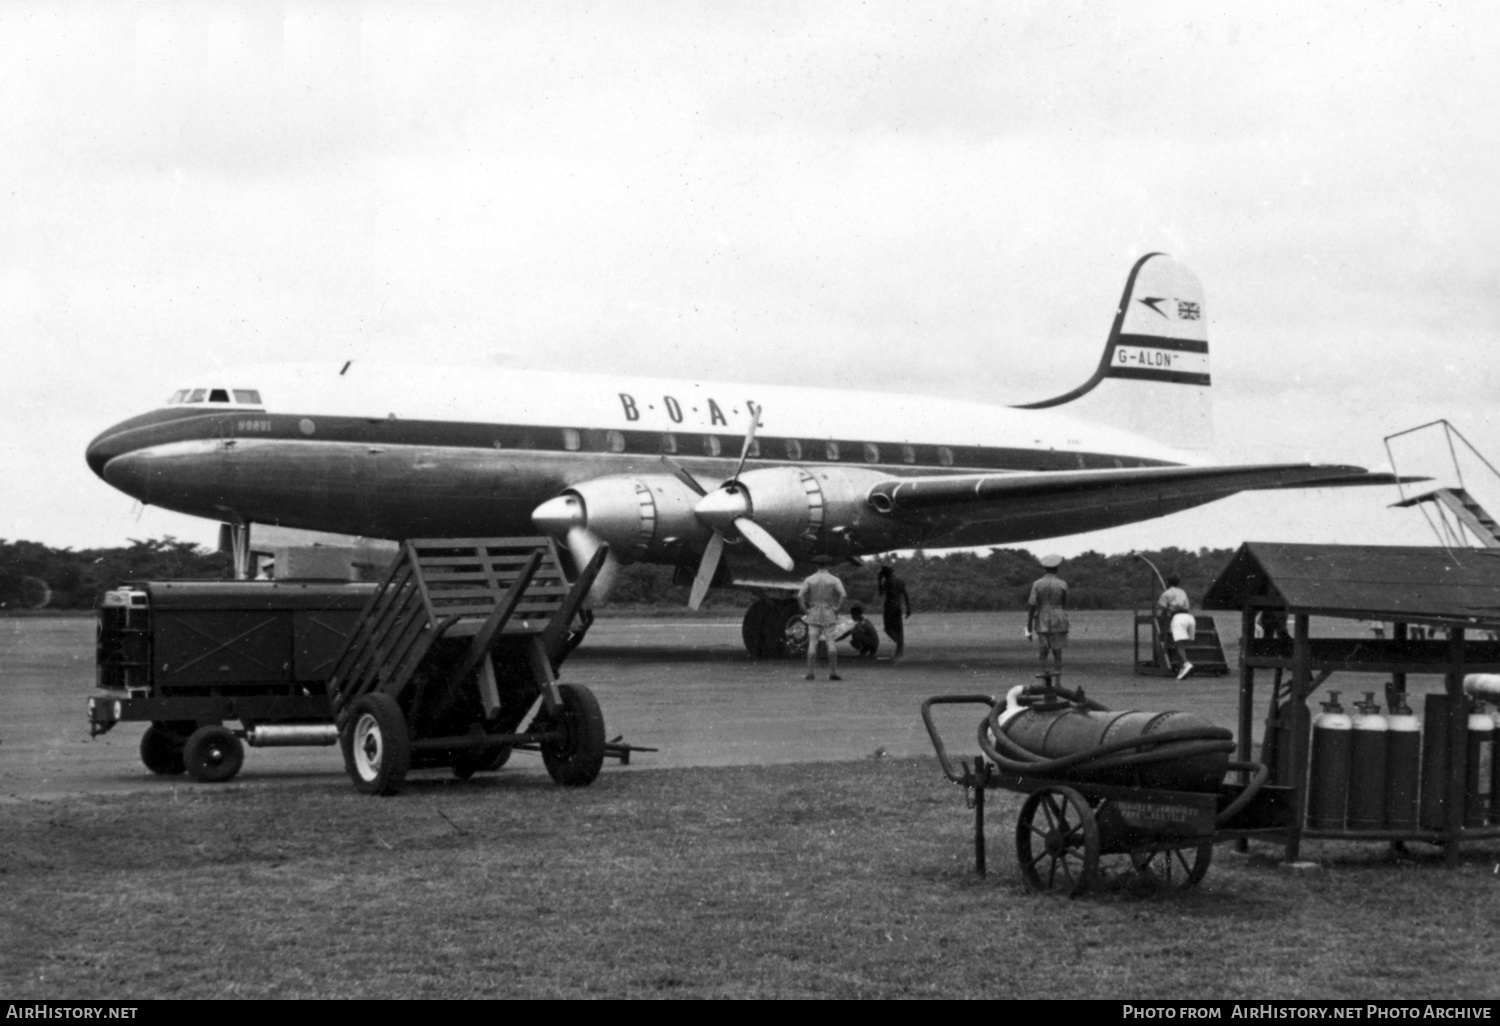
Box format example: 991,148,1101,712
997,703,1230,792
1384,692,1421,831
1489,702,1500,825
1307,691,1353,830
1347,693,1388,831
1465,698,1494,828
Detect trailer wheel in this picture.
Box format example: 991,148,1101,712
451,745,512,780
343,693,411,796
1129,841,1213,892
541,684,606,787
183,725,245,783
1015,786,1099,897
140,723,187,776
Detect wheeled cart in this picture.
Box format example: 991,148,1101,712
921,685,1291,896
326,536,624,795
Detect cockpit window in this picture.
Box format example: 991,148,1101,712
209,389,230,402
168,389,187,404
187,389,206,403
233,390,262,405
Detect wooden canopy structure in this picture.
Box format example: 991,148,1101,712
1203,542,1500,864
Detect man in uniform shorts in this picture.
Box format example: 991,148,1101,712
1026,554,1070,678
797,555,846,681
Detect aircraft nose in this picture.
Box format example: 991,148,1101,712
85,427,127,479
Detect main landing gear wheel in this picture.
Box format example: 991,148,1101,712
1015,786,1099,898
756,599,806,659
342,693,411,796
140,723,188,776
541,683,606,787
742,600,772,657
182,725,245,783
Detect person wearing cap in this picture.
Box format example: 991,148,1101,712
797,555,847,681
1156,573,1196,680
1026,554,1070,676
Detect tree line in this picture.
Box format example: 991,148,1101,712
1,536,1234,612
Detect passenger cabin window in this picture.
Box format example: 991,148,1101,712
937,446,954,467
863,442,879,463
785,439,802,460
660,433,677,454
703,435,722,457
606,430,625,453
901,445,916,464
562,428,581,452
824,440,840,461
747,439,760,458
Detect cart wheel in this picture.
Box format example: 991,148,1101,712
1015,786,1099,897
140,723,187,776
183,725,245,783
541,684,606,787
343,693,411,796
451,745,512,779
1130,841,1213,891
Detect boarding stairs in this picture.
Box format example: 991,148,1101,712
1391,487,1500,548
1385,421,1500,550
1133,611,1231,678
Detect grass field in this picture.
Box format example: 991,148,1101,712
3,757,1499,1000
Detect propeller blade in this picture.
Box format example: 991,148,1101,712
730,407,761,482
565,526,618,603
660,455,708,497
688,531,725,610
734,516,795,572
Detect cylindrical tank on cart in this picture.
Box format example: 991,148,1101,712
999,706,1229,792
1307,691,1353,831
1384,693,1422,831
1347,693,1388,831
1465,699,1495,828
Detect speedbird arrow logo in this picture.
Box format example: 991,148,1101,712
1137,296,1169,317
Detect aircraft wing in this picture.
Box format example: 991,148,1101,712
866,463,1402,520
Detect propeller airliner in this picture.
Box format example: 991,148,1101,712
86,253,1392,656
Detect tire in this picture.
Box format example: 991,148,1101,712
761,599,807,659
342,693,411,796
541,683,607,787
742,600,771,657
451,744,512,780
1015,786,1100,897
140,723,187,776
182,725,245,783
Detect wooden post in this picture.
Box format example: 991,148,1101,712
1285,612,1312,863
1237,604,1256,853
1445,627,1466,868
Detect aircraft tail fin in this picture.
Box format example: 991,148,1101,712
1014,253,1214,457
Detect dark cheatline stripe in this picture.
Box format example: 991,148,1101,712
96,409,1177,474
1104,366,1212,386
1113,334,1209,354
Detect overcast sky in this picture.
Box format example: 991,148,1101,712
4,1,1498,557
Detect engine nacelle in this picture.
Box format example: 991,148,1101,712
533,474,710,563
728,465,903,557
